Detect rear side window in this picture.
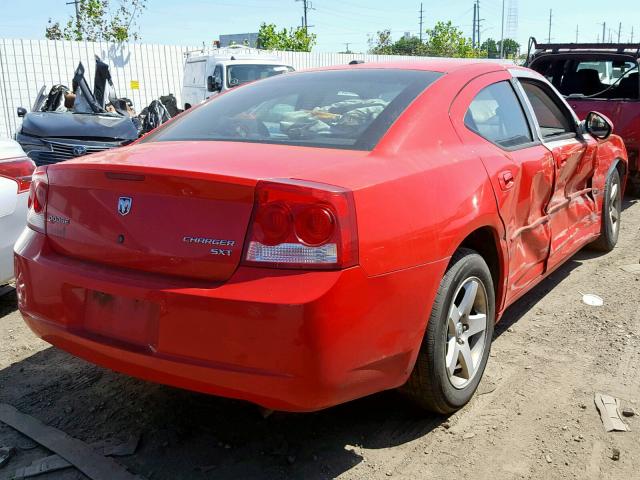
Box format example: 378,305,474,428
519,80,574,139
144,69,442,151
465,81,533,149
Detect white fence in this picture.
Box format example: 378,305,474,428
0,38,502,138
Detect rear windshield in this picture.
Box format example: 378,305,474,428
226,64,294,88
145,69,442,150
531,56,639,99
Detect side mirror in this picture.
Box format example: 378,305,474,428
207,75,222,93
17,107,27,118
585,111,613,140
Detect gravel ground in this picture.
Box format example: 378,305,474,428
0,199,639,480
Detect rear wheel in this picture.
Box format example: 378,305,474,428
591,168,622,252
401,248,495,414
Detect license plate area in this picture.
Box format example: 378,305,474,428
83,290,159,348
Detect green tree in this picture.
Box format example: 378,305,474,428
368,29,394,54
424,21,477,58
45,0,146,42
256,23,317,52
369,22,482,58
391,36,428,56
369,32,429,56
497,38,520,58
481,38,499,58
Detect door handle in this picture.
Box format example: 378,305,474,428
498,171,515,191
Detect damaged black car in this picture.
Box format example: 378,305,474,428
15,57,175,166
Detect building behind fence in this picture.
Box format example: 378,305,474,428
0,38,507,138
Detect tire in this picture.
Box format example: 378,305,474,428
591,168,622,252
401,248,495,414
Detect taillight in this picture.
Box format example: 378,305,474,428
0,157,35,193
243,179,358,269
27,167,49,233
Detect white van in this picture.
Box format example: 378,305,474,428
181,47,294,109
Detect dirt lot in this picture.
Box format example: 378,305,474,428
1,199,639,480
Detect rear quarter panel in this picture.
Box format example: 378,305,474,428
355,66,506,277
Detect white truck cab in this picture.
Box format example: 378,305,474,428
181,47,294,109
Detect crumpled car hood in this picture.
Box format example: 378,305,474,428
20,112,139,140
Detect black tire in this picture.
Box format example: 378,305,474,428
401,248,495,414
591,168,622,252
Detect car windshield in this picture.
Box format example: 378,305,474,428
226,64,293,88
531,56,640,99
145,69,442,150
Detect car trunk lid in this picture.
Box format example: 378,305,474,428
45,165,255,281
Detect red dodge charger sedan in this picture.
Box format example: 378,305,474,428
15,61,626,413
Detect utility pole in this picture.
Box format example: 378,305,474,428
617,22,622,43
472,2,477,48
631,26,635,43
296,0,312,34
575,24,579,43
500,0,505,58
65,0,81,26
476,0,482,48
344,42,351,53
547,9,552,43
419,3,424,43
602,22,606,43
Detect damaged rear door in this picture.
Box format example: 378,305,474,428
450,71,555,305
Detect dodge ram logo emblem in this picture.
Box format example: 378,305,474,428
117,197,132,216
72,145,87,156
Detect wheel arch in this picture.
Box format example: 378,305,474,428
614,157,627,182
452,224,507,316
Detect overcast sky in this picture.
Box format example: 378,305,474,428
1,0,639,52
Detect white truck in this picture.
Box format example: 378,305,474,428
181,46,294,109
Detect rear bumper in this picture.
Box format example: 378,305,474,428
15,229,447,411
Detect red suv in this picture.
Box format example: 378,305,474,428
527,38,640,195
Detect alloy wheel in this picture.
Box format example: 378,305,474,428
609,178,621,237
445,277,489,389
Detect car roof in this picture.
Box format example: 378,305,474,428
531,42,640,56
216,59,291,66
301,59,513,75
